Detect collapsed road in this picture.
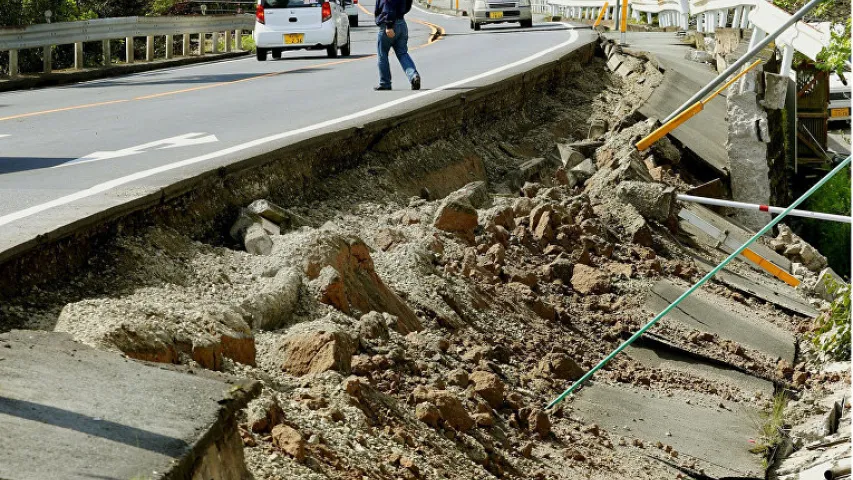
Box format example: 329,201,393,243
0,13,849,480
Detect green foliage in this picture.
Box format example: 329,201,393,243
148,0,180,15
772,0,851,76
241,35,256,53
816,18,852,77
807,280,852,361
801,165,851,277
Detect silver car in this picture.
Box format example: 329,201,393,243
829,74,851,123
470,0,532,30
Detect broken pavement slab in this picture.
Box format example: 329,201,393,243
0,330,260,480
645,279,797,364
571,383,765,479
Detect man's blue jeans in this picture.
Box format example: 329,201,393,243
377,19,418,88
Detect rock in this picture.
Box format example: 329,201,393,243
280,329,356,376
447,181,491,209
230,209,274,255
245,393,283,433
521,442,534,458
567,139,605,158
570,159,597,182
535,352,584,380
313,266,348,312
474,412,495,427
358,311,390,342
304,235,422,333
615,181,676,222
528,409,551,437
588,118,608,138
548,257,574,283
509,157,561,190
571,264,611,295
434,198,479,240
416,402,441,428
427,390,475,432
792,371,808,386
272,424,306,462
447,368,469,388
814,267,846,301
532,210,556,243
798,242,828,272
469,370,505,409
606,263,633,279
550,144,586,169
240,267,302,331
596,200,654,247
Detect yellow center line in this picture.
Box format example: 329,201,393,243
1,10,444,123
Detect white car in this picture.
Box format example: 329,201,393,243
344,0,359,27
254,0,351,60
470,0,532,30
829,73,851,123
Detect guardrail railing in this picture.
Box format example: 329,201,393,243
0,15,254,78
543,0,756,31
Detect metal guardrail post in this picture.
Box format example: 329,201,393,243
103,40,112,66
663,0,824,124
183,33,191,56
43,46,52,73
9,49,19,77
126,36,134,64
74,42,84,69
146,35,155,61
165,34,174,59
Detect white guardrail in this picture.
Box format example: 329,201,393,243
543,0,759,32
0,15,255,77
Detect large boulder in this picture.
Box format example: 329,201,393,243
433,198,479,240
272,425,306,462
534,352,584,380
469,371,505,409
571,264,611,295
415,389,475,432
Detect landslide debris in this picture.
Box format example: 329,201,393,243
0,45,828,480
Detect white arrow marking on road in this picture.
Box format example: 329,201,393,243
53,133,219,169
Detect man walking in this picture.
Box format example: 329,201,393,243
374,0,421,90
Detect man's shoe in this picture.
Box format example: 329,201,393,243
411,75,421,91
374,85,392,91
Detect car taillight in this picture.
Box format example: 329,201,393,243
256,3,265,24
322,1,332,21
353,0,358,3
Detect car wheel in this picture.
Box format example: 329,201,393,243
473,22,481,31
272,49,282,59
256,48,267,61
349,15,358,27
341,29,351,56
327,33,339,58
520,19,533,28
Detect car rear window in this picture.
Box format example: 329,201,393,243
263,0,321,7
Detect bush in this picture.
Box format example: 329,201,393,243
798,165,851,277
807,280,851,361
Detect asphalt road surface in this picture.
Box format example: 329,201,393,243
0,5,596,253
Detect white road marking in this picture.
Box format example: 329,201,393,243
412,4,459,17
0,29,579,228
0,135,9,139
53,133,219,169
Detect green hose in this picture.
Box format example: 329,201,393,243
546,156,852,410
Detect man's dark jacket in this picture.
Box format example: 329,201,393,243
375,0,405,27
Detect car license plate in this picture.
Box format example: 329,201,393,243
489,11,503,19
830,108,849,118
284,33,304,44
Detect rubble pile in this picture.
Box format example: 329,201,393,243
1,44,843,480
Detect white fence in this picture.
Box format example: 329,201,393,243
0,15,254,77
543,0,759,31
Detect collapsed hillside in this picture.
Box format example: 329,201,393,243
1,42,844,480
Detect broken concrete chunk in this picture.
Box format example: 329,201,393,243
684,50,713,63
761,72,789,110
649,136,681,165
230,209,273,255
567,139,605,158
606,53,624,72
616,180,676,222
814,268,845,301
570,158,597,182
550,144,586,169
247,199,306,231
587,119,608,139
509,157,560,190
